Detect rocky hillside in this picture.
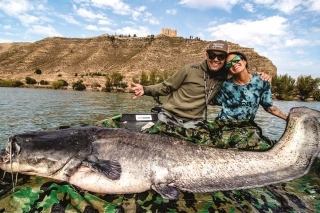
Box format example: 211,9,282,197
0,34,276,91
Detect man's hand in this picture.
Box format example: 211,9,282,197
130,82,144,99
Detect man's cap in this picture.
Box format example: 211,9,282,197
206,40,229,54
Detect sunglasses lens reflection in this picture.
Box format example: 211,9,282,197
225,55,242,69
208,53,226,61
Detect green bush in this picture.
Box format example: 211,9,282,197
91,72,103,76
312,90,320,101
59,80,68,86
25,77,37,84
72,80,86,91
39,80,49,85
34,69,42,74
52,79,68,89
0,79,23,87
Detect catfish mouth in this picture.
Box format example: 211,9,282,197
0,135,21,164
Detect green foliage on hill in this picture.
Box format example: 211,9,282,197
72,80,86,91
0,79,23,87
34,68,42,74
25,76,37,84
138,70,174,86
52,79,68,89
40,80,49,85
105,72,126,92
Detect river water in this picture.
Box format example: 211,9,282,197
1,87,319,149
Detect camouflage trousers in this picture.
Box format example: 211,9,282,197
97,115,276,151
148,119,276,151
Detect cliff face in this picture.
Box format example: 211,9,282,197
0,35,276,90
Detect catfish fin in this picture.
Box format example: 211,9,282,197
82,159,121,180
152,183,180,200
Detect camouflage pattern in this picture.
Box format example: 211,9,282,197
1,158,320,213
1,115,319,213
98,115,275,151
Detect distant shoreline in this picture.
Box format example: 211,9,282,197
1,85,316,102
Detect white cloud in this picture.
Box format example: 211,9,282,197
18,14,40,26
86,24,112,32
208,20,218,26
99,27,112,32
115,26,151,37
142,12,160,25
296,49,308,55
4,25,11,29
207,16,289,49
0,0,55,28
311,27,320,32
86,25,99,31
75,7,107,20
28,25,63,37
136,6,146,12
306,0,320,12
132,6,146,20
0,38,13,42
90,0,131,15
58,14,80,25
36,4,46,11
166,9,177,15
0,0,43,26
98,19,112,25
285,39,310,47
0,0,34,16
242,3,255,12
271,0,303,14
132,10,142,20
253,0,274,4
178,0,240,11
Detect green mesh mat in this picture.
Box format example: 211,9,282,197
1,157,319,213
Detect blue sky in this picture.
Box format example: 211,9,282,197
0,0,319,79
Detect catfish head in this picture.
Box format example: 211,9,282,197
0,126,101,178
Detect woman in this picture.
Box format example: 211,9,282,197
211,51,287,151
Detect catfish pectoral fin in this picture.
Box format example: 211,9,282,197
152,183,180,200
82,159,121,180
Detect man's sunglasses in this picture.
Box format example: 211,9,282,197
207,52,226,61
225,55,243,70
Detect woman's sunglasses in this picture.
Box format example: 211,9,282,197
207,52,226,61
225,55,243,70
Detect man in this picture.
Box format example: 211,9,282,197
131,40,231,145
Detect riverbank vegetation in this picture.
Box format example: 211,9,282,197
0,79,23,87
272,74,320,101
1,71,319,101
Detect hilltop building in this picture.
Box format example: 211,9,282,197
161,28,177,37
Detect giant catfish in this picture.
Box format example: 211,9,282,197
0,107,320,200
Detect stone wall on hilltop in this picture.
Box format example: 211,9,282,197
0,35,276,91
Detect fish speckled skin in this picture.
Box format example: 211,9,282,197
0,107,320,200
